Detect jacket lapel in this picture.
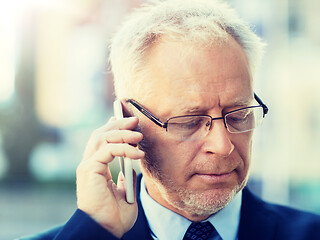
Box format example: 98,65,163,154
238,187,277,240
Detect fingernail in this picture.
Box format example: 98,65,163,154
117,171,125,183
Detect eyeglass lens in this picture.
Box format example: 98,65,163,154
167,106,264,140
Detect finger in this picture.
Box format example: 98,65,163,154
88,119,142,148
86,129,142,159
115,171,126,199
90,143,145,165
76,160,112,183
83,123,142,161
117,171,126,187
97,117,139,133
115,170,137,203
104,130,143,144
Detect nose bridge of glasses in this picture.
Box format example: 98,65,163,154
207,116,226,131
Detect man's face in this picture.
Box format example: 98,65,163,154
135,37,253,221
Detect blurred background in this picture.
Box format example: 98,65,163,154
0,0,319,239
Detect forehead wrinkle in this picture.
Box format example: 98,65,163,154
173,96,219,115
173,91,253,116
179,74,250,96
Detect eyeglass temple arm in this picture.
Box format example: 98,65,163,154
254,93,269,115
126,99,166,128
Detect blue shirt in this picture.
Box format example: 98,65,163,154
140,177,242,240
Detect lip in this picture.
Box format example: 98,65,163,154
193,171,234,183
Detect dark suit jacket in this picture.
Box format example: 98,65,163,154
22,174,320,240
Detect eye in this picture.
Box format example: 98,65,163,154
177,117,204,129
166,116,213,140
227,109,252,123
229,115,247,122
168,116,210,132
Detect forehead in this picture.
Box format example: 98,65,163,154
140,37,252,115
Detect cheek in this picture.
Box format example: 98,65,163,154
155,137,201,175
232,133,252,173
166,142,204,183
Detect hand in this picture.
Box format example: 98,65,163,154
76,117,144,238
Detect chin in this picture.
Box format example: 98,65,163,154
165,177,248,218
177,187,239,216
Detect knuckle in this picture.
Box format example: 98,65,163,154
91,128,100,137
76,162,86,175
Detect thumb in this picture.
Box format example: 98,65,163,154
116,170,138,203
116,171,126,197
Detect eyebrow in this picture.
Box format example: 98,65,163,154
174,97,255,115
175,105,204,115
226,98,254,107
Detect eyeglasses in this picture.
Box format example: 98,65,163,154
126,93,268,141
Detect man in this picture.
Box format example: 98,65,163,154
24,0,320,239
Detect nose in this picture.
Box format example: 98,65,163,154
202,119,234,156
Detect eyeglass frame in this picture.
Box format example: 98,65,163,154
126,93,268,133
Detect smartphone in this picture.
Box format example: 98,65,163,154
113,100,134,204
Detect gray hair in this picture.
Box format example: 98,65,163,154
109,0,264,100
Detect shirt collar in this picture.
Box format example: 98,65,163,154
140,177,242,240
208,190,242,240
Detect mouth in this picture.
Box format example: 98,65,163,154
193,171,235,183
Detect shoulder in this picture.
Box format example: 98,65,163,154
267,201,320,225
18,226,63,240
18,209,120,240
240,187,320,239
244,187,320,223
261,196,320,234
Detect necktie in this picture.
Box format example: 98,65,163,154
183,221,215,240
